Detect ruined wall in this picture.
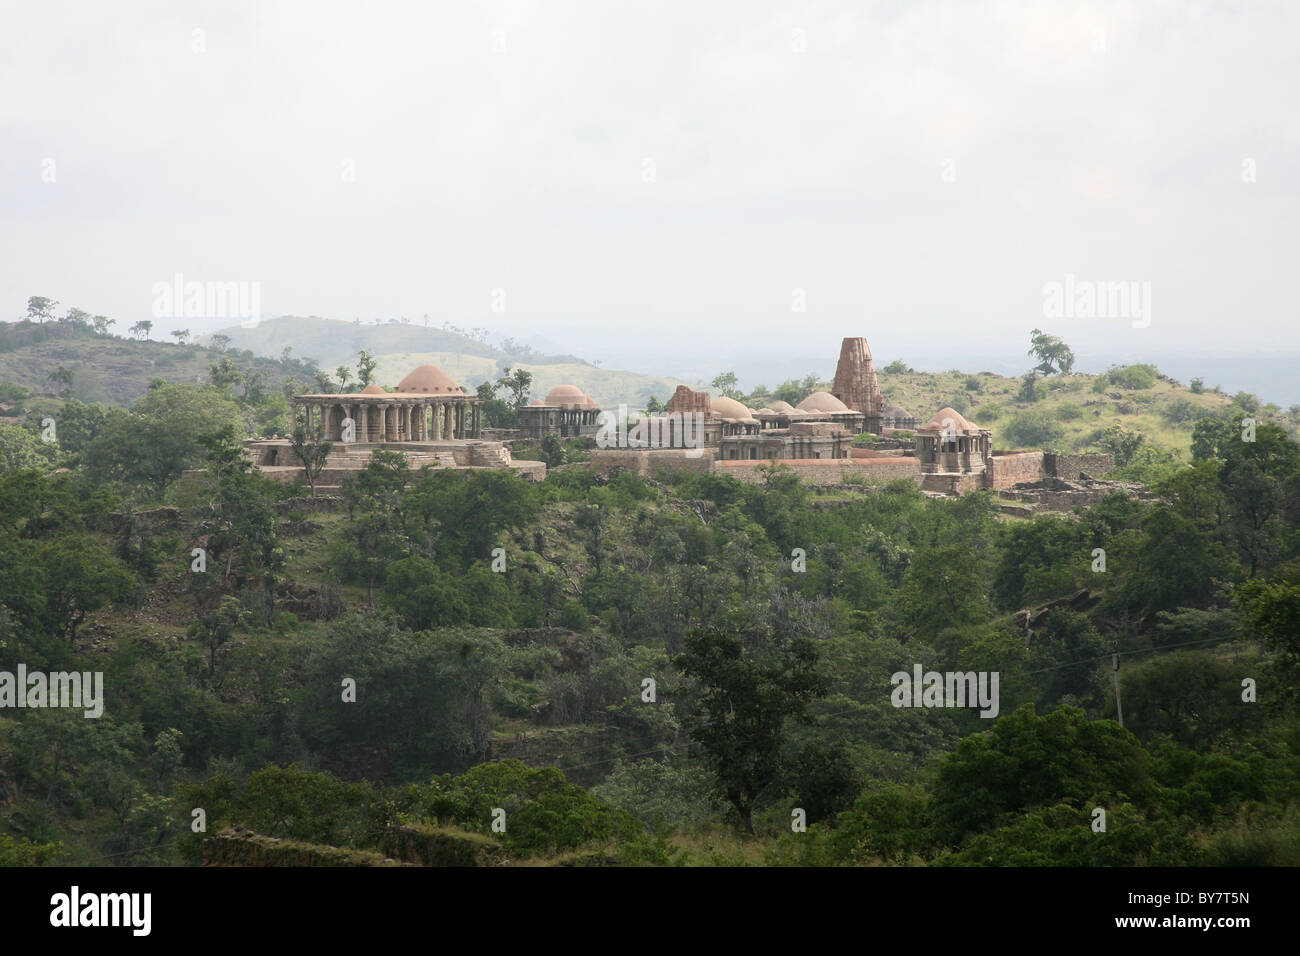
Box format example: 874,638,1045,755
716,457,921,486
588,449,714,477
203,828,405,867
987,451,1046,490
1043,453,1115,479
380,824,507,867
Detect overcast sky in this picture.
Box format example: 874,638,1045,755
3,1,1297,390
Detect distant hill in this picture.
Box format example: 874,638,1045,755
212,316,693,407
866,365,1300,457
0,320,305,407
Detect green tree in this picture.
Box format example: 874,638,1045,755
171,328,191,344
91,314,114,335
357,349,378,387
129,320,153,340
289,420,333,498
675,627,828,834
25,296,59,323
497,367,533,407
1027,328,1075,376
0,423,53,473
711,371,743,400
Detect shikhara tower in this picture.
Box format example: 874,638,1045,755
831,337,885,434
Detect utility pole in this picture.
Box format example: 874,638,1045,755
1111,648,1124,727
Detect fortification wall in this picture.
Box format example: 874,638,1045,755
1044,453,1115,479
588,449,714,477
988,451,1046,490
716,457,921,486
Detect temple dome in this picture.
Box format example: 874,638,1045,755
769,400,795,413
920,407,982,434
360,384,388,395
544,384,589,408
710,396,756,422
530,398,545,406
797,391,850,413
883,403,911,418
396,364,463,394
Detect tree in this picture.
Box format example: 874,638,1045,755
25,296,58,323
289,419,333,498
1028,328,1075,376
208,357,240,392
675,627,828,834
129,320,153,340
644,395,663,414
46,366,74,395
171,329,191,344
209,333,230,352
335,366,353,391
357,350,378,387
497,367,533,407
711,371,743,400
0,423,53,473
91,315,114,335
62,307,91,327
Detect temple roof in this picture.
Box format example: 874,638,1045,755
919,406,983,434
709,396,757,422
396,364,463,394
797,391,850,413
361,384,388,395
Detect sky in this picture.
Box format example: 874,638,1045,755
2,1,1297,397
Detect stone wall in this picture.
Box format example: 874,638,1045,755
1044,453,1115,479
987,451,1046,490
203,827,406,867
588,448,715,477
716,457,921,485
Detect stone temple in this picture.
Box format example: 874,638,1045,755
243,364,544,489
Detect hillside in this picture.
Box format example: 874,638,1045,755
214,316,693,407
0,321,306,408
872,365,1300,460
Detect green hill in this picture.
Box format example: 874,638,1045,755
212,316,693,408
0,320,306,408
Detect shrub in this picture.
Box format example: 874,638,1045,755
1190,377,1204,394
1107,364,1158,390
964,376,982,391
1017,373,1043,403
1056,403,1083,421
1003,412,1064,449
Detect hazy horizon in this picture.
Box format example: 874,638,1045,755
4,1,1297,399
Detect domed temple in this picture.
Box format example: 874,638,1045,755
517,384,602,440
290,364,483,442
242,364,545,489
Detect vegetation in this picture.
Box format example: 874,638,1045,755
2,319,1298,867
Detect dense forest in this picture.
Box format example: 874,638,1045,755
1,330,1299,866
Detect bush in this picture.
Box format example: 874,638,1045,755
1107,364,1158,390
1002,412,1064,449
1017,373,1044,403
964,376,982,391
1233,392,1260,414
1190,377,1204,394
883,360,911,374
1056,402,1083,421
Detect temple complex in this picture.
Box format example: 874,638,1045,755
517,384,602,440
